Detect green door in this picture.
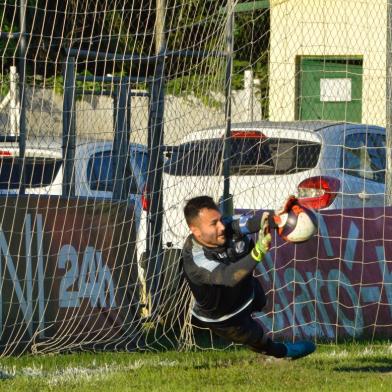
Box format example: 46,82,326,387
297,57,363,122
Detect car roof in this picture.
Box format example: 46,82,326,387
181,121,386,143
217,120,342,132
0,137,148,157
202,120,386,132
181,121,339,143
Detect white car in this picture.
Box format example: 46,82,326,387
0,139,149,262
159,121,386,250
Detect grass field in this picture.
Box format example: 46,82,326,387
1,342,392,391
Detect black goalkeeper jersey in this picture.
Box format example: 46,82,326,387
181,214,262,324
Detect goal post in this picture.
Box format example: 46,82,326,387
0,0,391,355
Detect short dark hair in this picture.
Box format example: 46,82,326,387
183,196,220,225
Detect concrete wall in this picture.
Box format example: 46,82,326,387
269,0,386,126
0,81,262,145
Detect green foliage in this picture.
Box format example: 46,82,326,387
0,1,271,115
164,2,270,113
45,75,64,95
0,73,11,98
0,2,18,80
166,74,223,110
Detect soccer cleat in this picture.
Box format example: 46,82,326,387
283,340,316,360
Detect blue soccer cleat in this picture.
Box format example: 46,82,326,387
283,340,316,360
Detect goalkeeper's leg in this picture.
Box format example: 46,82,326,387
210,316,315,360
209,317,286,357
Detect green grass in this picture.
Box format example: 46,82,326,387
1,342,392,391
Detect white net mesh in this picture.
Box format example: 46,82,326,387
0,0,390,355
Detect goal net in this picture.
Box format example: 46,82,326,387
0,0,390,355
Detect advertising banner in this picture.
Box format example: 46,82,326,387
254,207,392,340
0,196,139,353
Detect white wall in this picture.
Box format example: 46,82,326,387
269,0,387,125
10,81,261,145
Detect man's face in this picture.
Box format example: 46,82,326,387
189,208,226,247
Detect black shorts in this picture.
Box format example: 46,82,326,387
196,278,269,353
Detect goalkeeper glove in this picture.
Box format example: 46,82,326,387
251,212,272,262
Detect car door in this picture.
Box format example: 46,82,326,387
340,128,386,208
87,146,144,196
80,143,147,230
86,144,149,288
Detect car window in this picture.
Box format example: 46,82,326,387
87,150,141,194
0,157,62,189
164,138,272,176
268,138,321,174
163,137,320,176
342,132,385,183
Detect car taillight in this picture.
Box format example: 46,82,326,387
141,189,149,211
231,130,266,139
297,176,340,210
0,150,12,156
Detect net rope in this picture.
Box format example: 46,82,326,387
0,0,389,356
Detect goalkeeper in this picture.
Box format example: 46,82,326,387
182,195,316,359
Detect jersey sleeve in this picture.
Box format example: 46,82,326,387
223,213,262,237
224,211,276,237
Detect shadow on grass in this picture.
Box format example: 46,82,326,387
334,357,392,373
335,366,392,373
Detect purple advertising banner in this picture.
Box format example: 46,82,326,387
252,207,392,340
0,196,140,354
2,196,392,352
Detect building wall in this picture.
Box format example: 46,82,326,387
269,0,386,125
4,84,258,145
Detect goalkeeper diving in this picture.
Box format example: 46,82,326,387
181,195,316,359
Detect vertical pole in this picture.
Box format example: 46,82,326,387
155,0,166,54
19,0,26,195
113,80,129,200
147,58,165,314
387,0,392,205
146,0,166,314
10,66,19,137
62,57,76,197
222,0,234,216
244,69,254,122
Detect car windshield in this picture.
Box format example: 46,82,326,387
164,137,320,176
